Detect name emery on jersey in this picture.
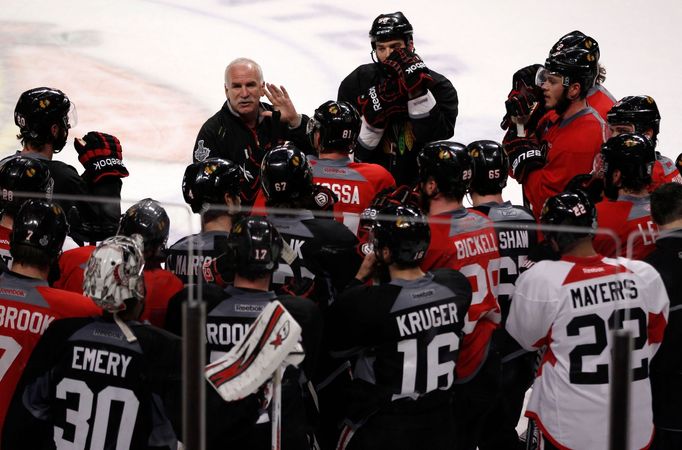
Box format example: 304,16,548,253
71,346,132,378
570,278,638,309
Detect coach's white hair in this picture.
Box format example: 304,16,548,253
224,58,264,86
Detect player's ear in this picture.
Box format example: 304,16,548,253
612,169,622,188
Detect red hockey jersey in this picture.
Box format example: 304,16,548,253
594,195,658,260
587,84,616,121
524,107,607,218
649,153,682,192
421,208,501,379
0,271,100,437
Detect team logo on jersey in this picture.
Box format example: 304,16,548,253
239,164,254,182
194,140,210,161
39,235,49,247
314,191,329,207
270,319,290,348
361,242,373,255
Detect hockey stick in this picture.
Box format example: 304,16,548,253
271,365,283,450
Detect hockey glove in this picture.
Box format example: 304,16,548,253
503,137,546,184
306,184,338,213
357,79,407,129
565,173,604,205
75,132,129,183
500,64,545,132
382,48,433,96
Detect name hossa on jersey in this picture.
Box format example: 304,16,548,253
421,209,502,378
308,156,395,235
506,255,669,450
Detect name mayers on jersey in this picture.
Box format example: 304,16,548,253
570,278,638,309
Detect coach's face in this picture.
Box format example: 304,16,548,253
225,63,264,119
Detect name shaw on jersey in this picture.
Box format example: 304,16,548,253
498,229,530,250
454,230,498,259
71,346,132,378
570,278,638,309
0,304,55,335
396,302,459,338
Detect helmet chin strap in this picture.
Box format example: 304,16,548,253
113,313,138,343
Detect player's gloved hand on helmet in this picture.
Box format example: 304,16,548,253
503,136,546,184
565,173,604,205
306,184,338,214
75,132,129,183
500,64,546,132
382,48,433,97
357,79,407,129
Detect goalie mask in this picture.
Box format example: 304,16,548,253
83,234,145,312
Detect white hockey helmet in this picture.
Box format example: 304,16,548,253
83,234,145,312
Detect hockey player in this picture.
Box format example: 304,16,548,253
507,191,668,449
606,95,682,191
0,156,53,268
328,204,472,450
306,100,396,235
593,133,659,259
55,198,183,327
3,234,262,449
13,87,128,243
260,143,361,304
646,182,682,449
337,11,458,185
415,141,502,449
192,58,313,206
467,139,538,449
200,216,323,449
0,199,100,441
166,158,243,285
504,38,607,218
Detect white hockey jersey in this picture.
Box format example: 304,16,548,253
507,254,669,450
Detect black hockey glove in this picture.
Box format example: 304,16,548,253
357,79,407,129
565,173,604,205
500,64,545,132
503,137,546,184
305,184,338,214
382,48,433,96
75,132,129,183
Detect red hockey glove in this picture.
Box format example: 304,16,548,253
382,48,433,96
75,132,129,183
503,137,546,184
357,79,407,129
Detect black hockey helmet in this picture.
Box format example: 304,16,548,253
11,199,68,259
260,143,314,204
14,87,76,152
118,198,170,260
417,141,472,199
607,96,661,138
182,158,242,214
676,152,682,175
540,191,596,253
467,140,508,195
229,216,282,279
369,11,413,48
550,30,600,62
541,47,598,95
600,133,655,194
0,156,53,216
372,204,430,267
307,100,361,153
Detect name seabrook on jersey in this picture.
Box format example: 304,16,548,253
0,305,55,335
